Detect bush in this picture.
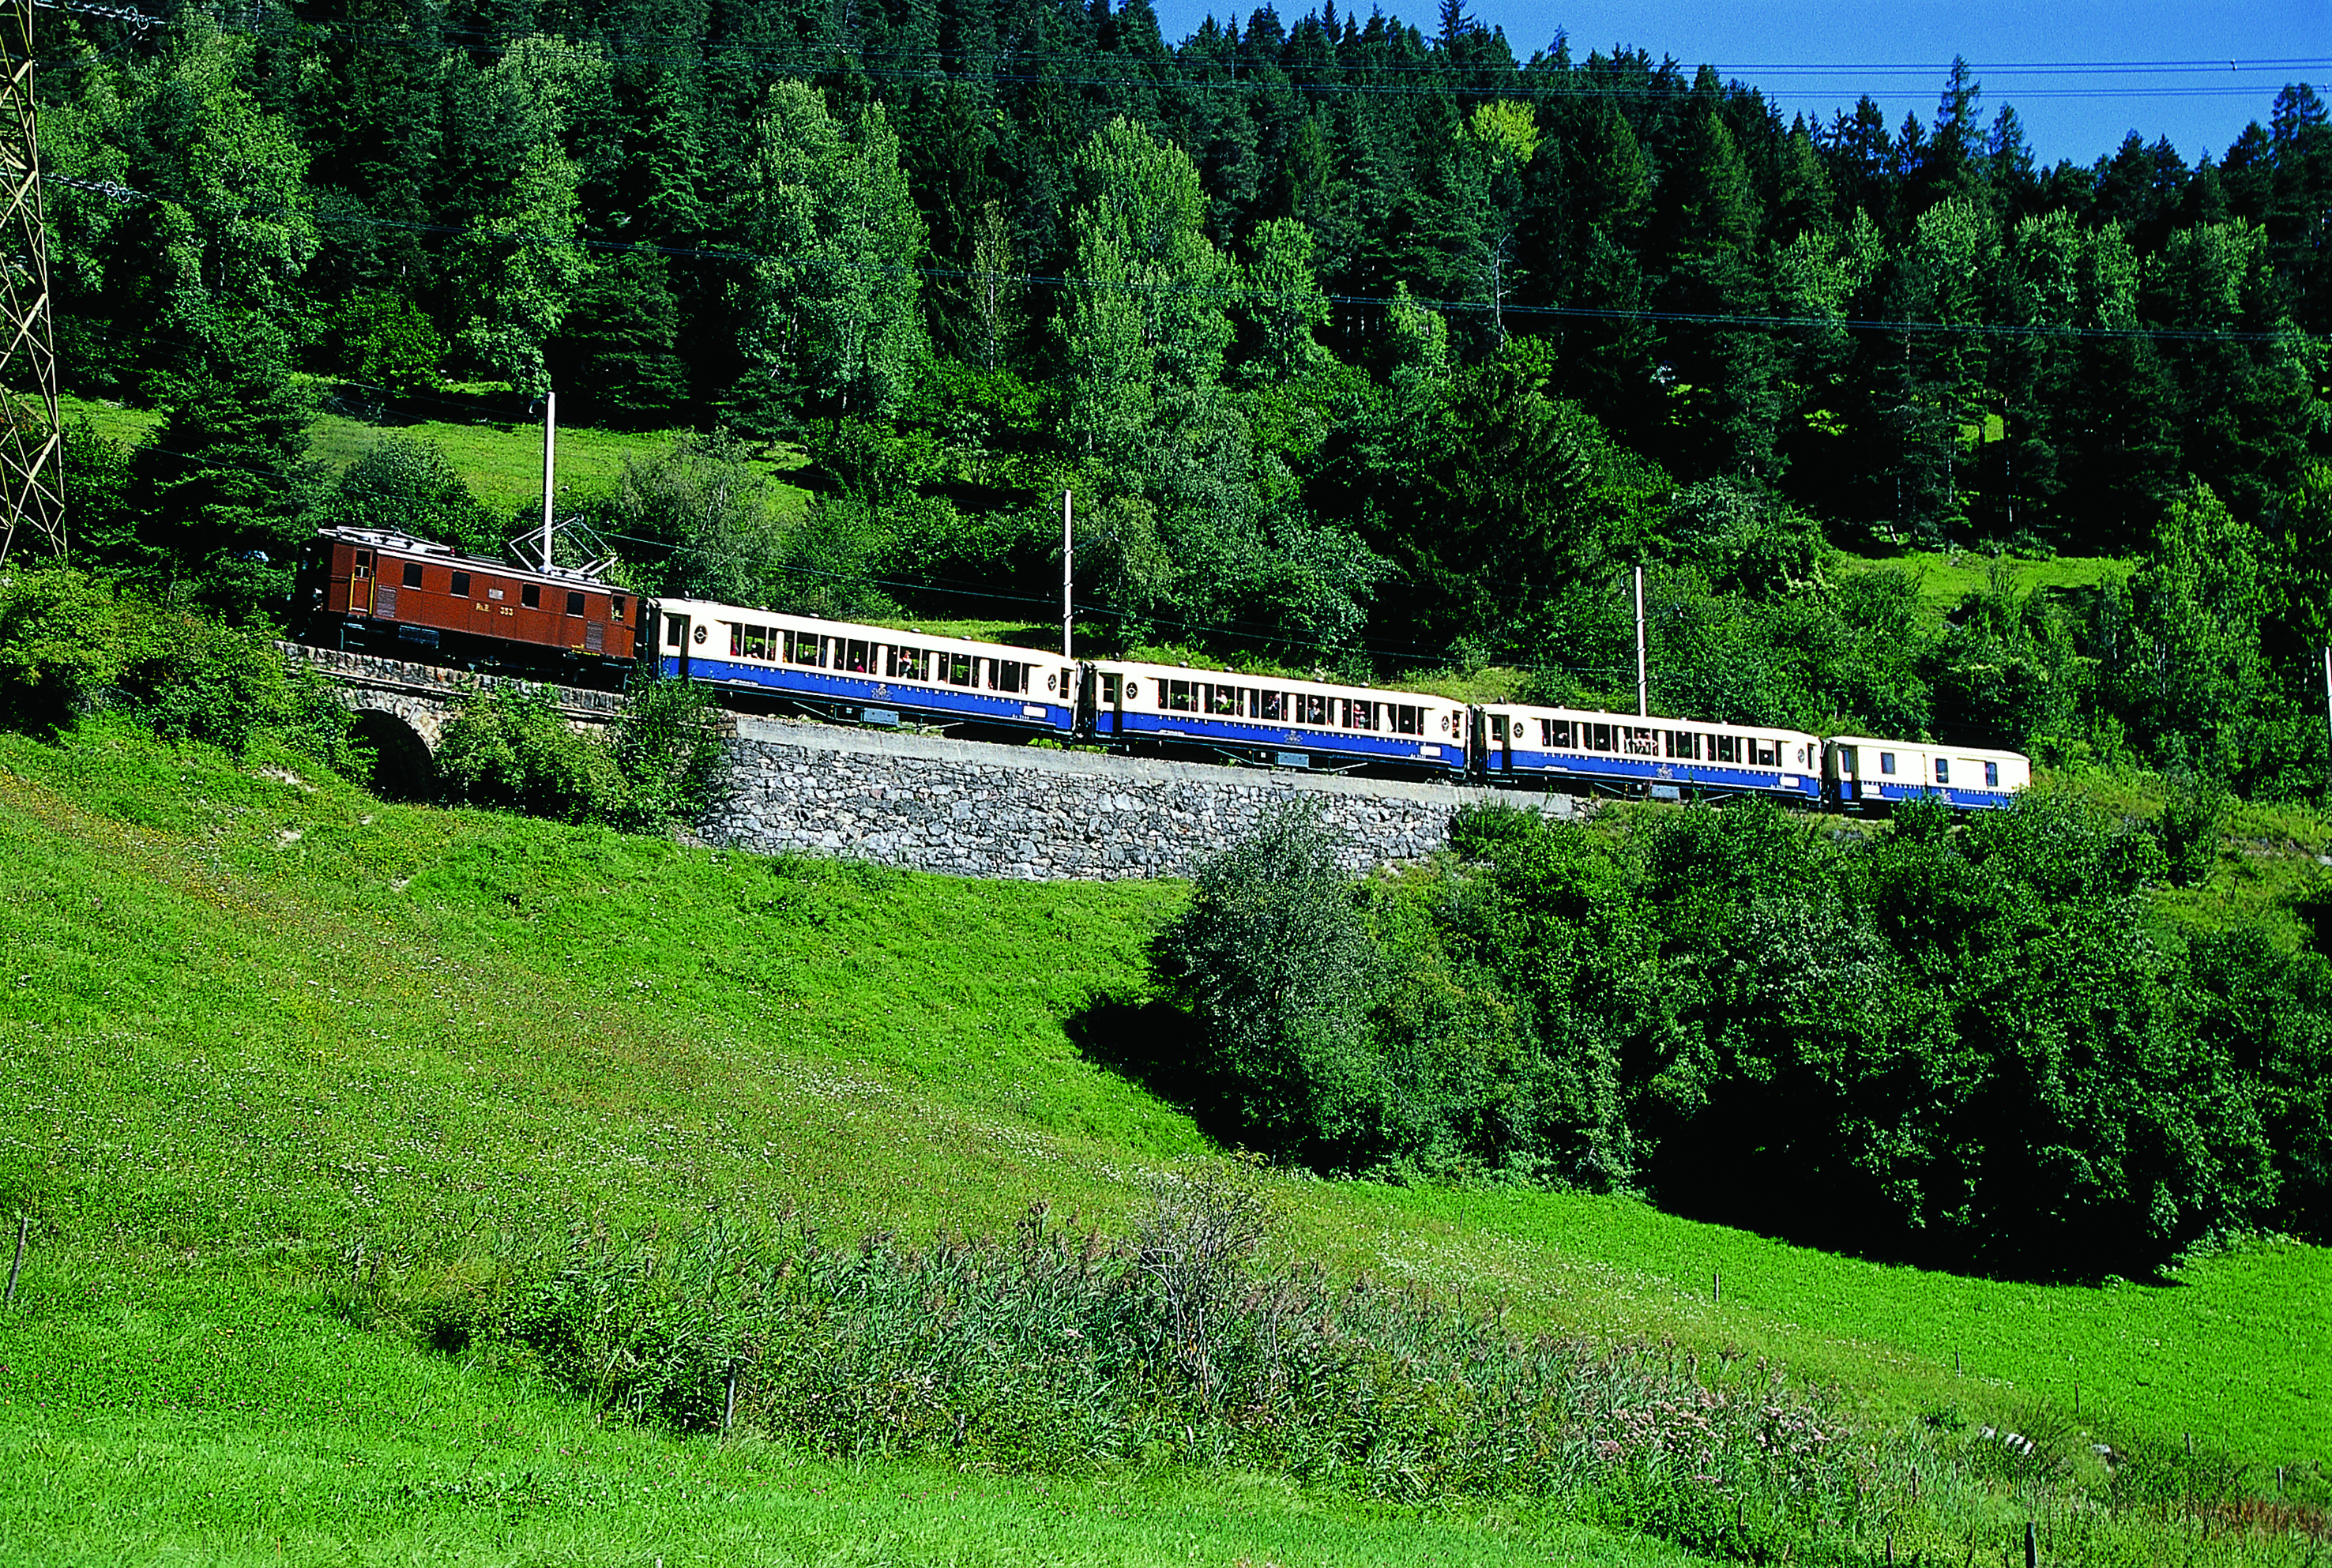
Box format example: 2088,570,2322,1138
0,564,124,735
0,566,363,774
2157,771,2234,889
435,684,629,824
438,675,730,832
1151,794,2311,1279
608,671,730,830
1149,801,1387,1166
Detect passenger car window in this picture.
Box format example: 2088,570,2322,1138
1935,758,1950,784
1985,761,1999,787
1880,751,1896,774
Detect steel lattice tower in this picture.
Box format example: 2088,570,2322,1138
0,0,62,564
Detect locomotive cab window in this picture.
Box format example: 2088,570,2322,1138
566,591,585,616
451,570,471,598
401,562,424,588
353,550,372,577
521,584,541,609
611,595,626,621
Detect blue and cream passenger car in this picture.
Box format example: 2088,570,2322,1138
1478,703,1825,801
1823,735,2029,810
1084,657,1471,776
650,596,1079,734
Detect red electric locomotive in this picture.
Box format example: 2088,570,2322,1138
297,527,640,674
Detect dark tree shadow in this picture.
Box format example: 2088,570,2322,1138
1066,995,1245,1148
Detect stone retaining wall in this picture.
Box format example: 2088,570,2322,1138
703,714,1581,881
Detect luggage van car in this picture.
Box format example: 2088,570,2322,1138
1824,735,2029,811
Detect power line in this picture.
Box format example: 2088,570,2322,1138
44,175,2321,346
27,1,2330,105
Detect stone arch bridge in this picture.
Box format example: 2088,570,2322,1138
280,643,626,798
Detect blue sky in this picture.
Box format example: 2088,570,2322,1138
1146,0,2331,168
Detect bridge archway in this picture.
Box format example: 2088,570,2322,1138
350,709,436,801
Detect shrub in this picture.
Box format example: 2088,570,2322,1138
434,683,629,824
1153,794,2311,1278
0,566,363,774
608,670,729,831
2157,771,2234,889
0,564,124,735
1149,801,1387,1166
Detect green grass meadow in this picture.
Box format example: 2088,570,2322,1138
1842,549,2129,617
59,393,813,523
2,714,2328,1559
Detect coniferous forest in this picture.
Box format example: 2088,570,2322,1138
24,0,2332,790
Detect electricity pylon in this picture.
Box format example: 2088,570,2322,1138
0,0,63,564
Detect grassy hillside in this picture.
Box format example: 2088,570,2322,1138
58,393,814,523
1841,548,2129,617
1,722,2326,1561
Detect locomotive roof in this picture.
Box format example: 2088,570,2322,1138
314,526,619,593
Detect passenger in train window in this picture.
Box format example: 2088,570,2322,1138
744,626,768,660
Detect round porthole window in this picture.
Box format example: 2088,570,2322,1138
1124,682,1139,701
1046,673,1056,692
692,625,707,644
